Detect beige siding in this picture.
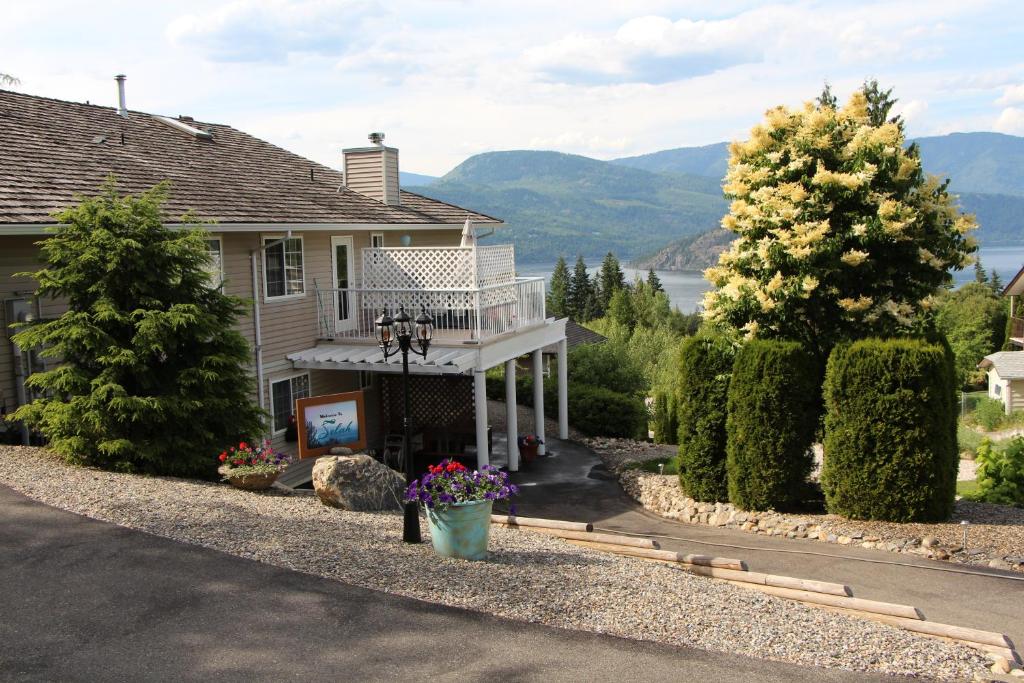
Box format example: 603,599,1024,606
384,149,400,205
1011,379,1024,412
345,151,384,201
265,368,367,458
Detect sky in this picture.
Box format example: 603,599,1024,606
3,0,1024,175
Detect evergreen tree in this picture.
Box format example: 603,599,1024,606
10,180,265,477
863,78,899,126
816,81,837,109
598,252,626,309
991,269,1003,293
608,288,636,329
568,255,594,321
974,257,989,284
647,268,663,293
547,256,570,318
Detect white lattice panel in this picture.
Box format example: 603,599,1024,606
475,245,516,289
362,248,476,290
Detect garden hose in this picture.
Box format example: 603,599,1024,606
591,525,1024,583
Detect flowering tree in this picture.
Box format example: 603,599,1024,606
702,85,976,360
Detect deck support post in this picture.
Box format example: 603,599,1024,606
532,349,546,455
557,338,569,440
473,369,490,469
505,359,519,472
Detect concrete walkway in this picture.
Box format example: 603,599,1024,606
506,438,1024,652
0,484,892,682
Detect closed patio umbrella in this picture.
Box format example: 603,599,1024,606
459,216,475,248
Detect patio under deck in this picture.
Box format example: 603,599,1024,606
287,318,569,472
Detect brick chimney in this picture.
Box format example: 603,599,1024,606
342,132,400,205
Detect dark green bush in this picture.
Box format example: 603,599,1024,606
568,383,647,438
676,333,735,502
565,341,646,396
726,340,818,511
821,338,958,521
652,390,679,445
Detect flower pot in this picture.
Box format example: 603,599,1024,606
520,443,539,463
219,466,280,491
425,499,493,561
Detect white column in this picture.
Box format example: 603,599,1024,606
557,338,569,440
505,359,519,472
473,370,489,469
532,349,546,455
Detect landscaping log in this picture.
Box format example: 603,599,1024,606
496,526,660,550
492,514,593,532
565,540,746,571
856,613,1013,650
682,565,852,597
724,581,923,620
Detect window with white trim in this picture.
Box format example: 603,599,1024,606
271,373,310,433
371,233,385,248
204,237,224,285
264,236,304,298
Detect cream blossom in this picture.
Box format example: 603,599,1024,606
841,250,869,266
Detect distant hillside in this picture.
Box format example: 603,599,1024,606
410,132,1024,270
400,171,438,186
915,133,1024,197
412,150,727,262
612,142,729,180
632,229,735,271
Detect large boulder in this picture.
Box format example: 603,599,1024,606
312,454,405,512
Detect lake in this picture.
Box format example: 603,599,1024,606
519,244,1024,313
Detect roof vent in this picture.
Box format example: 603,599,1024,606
368,131,385,145
115,74,127,118
152,115,213,140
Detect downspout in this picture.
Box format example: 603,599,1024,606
249,230,292,414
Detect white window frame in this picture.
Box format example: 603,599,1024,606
263,235,306,301
204,235,224,286
270,372,311,435
371,233,385,248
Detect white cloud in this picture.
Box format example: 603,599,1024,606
894,98,928,124
167,0,382,62
994,107,1024,135
996,84,1024,106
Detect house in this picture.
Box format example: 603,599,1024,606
0,80,568,469
1004,264,1024,349
978,352,1024,414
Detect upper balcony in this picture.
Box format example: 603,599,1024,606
315,245,547,345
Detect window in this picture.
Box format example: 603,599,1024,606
271,373,310,433
371,233,385,248
995,383,1003,398
204,237,224,285
264,236,304,298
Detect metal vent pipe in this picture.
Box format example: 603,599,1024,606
115,74,127,117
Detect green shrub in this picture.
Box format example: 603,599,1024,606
568,383,647,438
822,338,958,522
973,438,1024,506
973,397,1007,431
652,390,679,444
726,340,818,511
677,332,736,502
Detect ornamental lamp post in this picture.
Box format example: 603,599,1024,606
376,305,433,543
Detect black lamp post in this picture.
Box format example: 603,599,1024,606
376,305,433,543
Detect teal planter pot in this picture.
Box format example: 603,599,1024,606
425,499,493,561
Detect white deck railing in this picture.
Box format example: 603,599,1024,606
315,277,547,343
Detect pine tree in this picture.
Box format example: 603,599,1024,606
547,256,570,318
568,255,594,321
816,81,837,109
598,252,626,310
974,257,989,284
991,270,1003,293
647,268,663,293
11,180,265,477
863,78,899,126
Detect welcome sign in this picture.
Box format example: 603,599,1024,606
295,390,367,459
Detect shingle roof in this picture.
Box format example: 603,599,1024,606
979,351,1024,379
542,320,606,354
0,89,501,227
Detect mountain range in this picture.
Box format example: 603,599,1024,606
405,132,1024,269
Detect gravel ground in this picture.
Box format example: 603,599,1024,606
0,446,991,680
588,437,1024,571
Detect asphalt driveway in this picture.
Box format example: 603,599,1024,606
0,484,891,682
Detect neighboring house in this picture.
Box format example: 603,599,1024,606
1004,264,1024,349
0,84,567,468
978,352,1024,414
